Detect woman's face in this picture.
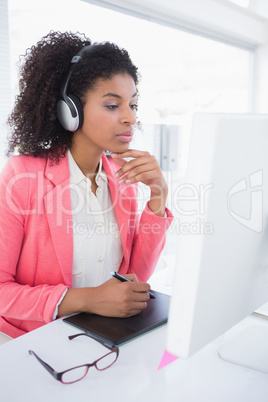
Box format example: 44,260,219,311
73,73,138,154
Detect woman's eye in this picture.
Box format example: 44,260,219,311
131,104,138,111
106,105,118,110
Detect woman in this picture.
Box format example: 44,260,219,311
0,31,173,338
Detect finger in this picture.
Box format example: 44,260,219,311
134,302,148,311
123,164,157,183
131,281,151,294
120,281,151,298
111,157,127,168
133,292,150,302
124,307,145,317
120,155,154,172
118,167,157,185
123,273,138,282
115,156,156,179
128,301,148,313
111,150,150,159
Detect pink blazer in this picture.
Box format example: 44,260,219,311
0,153,173,338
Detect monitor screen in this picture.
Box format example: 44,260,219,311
166,113,268,371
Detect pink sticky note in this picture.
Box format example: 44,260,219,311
157,349,179,371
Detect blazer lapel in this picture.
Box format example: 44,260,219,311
43,155,73,287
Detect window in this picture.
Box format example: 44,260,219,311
8,0,252,124
6,0,253,171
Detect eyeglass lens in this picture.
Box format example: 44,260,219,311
61,350,117,383
95,351,118,371
61,365,89,384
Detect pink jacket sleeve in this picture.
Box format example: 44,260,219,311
118,202,173,282
0,157,67,336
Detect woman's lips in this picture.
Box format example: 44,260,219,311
117,131,133,143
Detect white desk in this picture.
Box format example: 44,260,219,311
0,311,268,402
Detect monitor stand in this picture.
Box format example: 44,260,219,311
218,325,268,374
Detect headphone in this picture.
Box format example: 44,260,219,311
57,45,95,132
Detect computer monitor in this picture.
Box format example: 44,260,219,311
166,113,268,373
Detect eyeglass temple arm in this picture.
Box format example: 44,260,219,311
28,350,59,380
68,333,117,352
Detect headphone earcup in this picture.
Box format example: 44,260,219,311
68,94,84,130
57,94,84,132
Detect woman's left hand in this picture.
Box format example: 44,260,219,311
111,149,168,216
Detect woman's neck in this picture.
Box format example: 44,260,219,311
69,138,102,178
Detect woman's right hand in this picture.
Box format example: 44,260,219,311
90,274,151,317
57,274,151,318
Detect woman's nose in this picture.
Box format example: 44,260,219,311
121,107,136,125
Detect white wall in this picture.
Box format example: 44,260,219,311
82,0,268,48
251,0,268,18
250,0,268,112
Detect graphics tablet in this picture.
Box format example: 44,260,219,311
63,290,170,346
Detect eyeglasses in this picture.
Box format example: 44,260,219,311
28,333,119,384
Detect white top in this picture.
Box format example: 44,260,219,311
52,151,124,319
68,150,123,288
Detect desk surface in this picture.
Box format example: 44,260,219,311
1,267,268,402
1,311,268,402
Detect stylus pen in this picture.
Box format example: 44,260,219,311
111,271,155,299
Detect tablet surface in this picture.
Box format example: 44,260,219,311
63,290,170,346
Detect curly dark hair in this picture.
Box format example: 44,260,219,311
7,31,139,163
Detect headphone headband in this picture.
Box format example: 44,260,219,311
57,44,95,131
60,45,93,109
